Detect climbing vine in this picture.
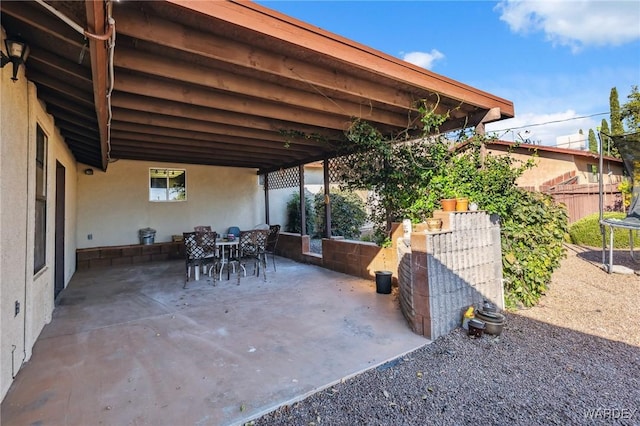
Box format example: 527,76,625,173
335,103,568,309
279,99,568,308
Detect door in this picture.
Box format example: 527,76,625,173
54,161,65,300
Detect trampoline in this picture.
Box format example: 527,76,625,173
598,132,640,273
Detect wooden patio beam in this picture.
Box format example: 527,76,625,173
110,130,310,154
167,0,514,116
114,5,421,113
85,0,110,171
1,2,86,50
27,70,94,107
39,90,99,121
110,108,341,148
27,46,93,85
47,106,98,130
110,139,300,163
109,151,266,169
113,72,355,131
114,47,410,128
112,92,341,141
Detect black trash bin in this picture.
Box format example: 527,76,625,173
375,270,392,294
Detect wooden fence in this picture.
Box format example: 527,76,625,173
543,183,623,223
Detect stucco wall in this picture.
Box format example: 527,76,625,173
1,45,30,400
1,54,77,400
76,160,266,248
28,89,78,355
487,145,624,190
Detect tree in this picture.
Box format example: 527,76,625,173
599,118,617,157
588,129,597,153
610,87,624,135
621,85,640,133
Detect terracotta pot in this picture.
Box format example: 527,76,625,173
455,198,469,211
426,218,443,231
440,198,457,211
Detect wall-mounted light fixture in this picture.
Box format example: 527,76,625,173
1,38,29,82
84,168,94,175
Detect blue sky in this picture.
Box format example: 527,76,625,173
257,0,640,146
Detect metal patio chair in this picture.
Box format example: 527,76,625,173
265,224,281,271
237,229,269,283
183,231,219,288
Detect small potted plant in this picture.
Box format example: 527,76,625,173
455,196,469,211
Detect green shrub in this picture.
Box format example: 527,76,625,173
568,212,634,248
312,190,367,239
501,191,568,308
285,192,315,234
332,113,569,309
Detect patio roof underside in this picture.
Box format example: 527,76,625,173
1,0,514,174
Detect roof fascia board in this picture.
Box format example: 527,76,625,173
165,0,514,117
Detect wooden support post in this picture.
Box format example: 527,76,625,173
299,165,306,236
263,172,270,224
323,158,332,239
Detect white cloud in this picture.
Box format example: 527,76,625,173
495,0,640,51
401,50,445,69
486,110,602,146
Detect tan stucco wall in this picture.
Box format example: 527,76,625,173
1,45,77,401
487,146,624,190
268,187,297,231
1,43,30,400
76,160,266,248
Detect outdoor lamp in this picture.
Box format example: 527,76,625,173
1,38,29,81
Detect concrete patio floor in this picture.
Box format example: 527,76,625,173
1,256,428,426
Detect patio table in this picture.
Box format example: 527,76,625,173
216,239,242,280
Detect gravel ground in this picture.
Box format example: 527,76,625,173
253,245,640,425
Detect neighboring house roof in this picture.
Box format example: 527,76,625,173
483,140,623,164
1,0,514,172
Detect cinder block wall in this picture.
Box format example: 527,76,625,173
277,225,401,281
76,242,184,269
398,211,504,340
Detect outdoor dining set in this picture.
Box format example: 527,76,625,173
182,224,281,288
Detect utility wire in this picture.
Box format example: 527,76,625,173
490,112,609,132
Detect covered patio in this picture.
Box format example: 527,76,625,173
1,0,514,407
1,257,427,425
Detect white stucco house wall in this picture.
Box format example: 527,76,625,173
1,46,78,399
0,29,269,400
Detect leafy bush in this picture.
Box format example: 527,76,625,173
335,113,569,309
285,192,315,234
618,179,632,208
501,191,568,308
568,212,633,248
313,190,367,239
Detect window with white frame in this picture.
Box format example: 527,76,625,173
149,168,186,201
